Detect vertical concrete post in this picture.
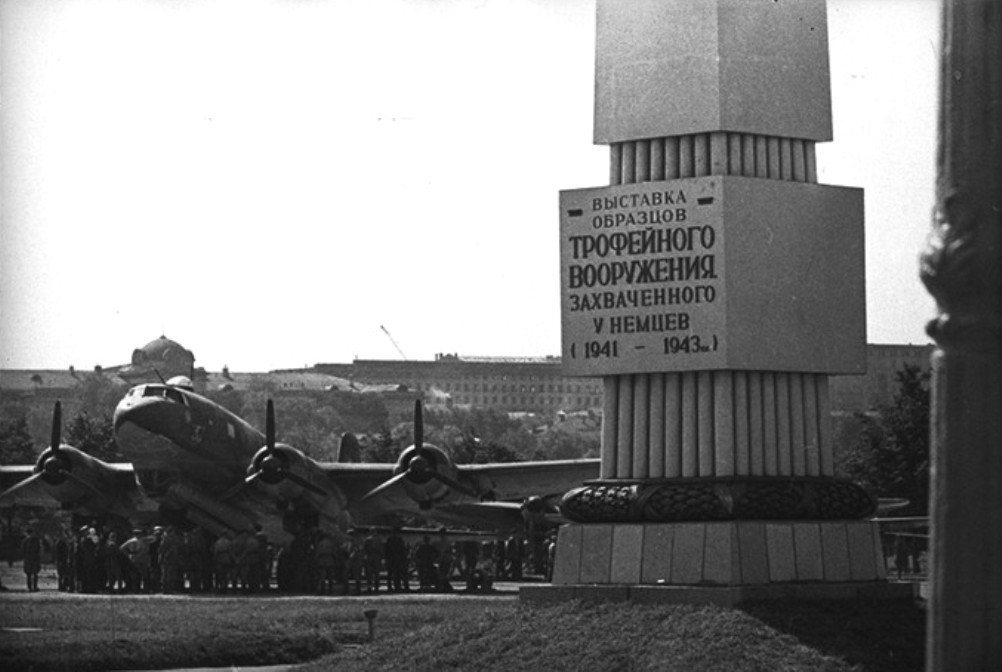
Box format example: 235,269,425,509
920,1,1002,669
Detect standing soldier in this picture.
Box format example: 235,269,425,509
314,531,337,595
384,527,409,592
362,531,383,593
461,539,480,589
157,527,182,593
493,533,507,579
343,531,363,595
120,528,152,593
212,534,235,593
505,534,524,581
147,526,163,592
545,532,558,582
414,535,438,591
20,527,42,592
241,529,263,592
79,527,101,593
179,531,196,592
54,527,73,591
253,524,271,592
102,531,125,592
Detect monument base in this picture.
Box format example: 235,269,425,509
523,521,914,605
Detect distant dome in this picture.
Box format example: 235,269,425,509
131,335,195,368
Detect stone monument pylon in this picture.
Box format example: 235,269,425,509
523,0,913,605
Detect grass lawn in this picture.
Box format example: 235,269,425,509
0,567,925,672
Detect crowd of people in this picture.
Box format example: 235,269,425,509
8,523,560,595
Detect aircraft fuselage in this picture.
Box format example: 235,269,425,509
114,384,264,499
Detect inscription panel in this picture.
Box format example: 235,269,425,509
561,178,726,376
560,176,865,377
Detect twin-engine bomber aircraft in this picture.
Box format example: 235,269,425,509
0,379,599,543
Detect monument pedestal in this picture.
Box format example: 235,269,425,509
520,520,915,606
536,0,904,608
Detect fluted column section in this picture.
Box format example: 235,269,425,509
600,133,832,480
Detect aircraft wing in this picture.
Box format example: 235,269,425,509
338,458,599,530
0,461,151,522
457,458,599,500
0,466,53,507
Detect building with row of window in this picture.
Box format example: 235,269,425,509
2,337,934,421
311,343,934,416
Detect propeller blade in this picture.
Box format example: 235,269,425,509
427,470,481,499
266,399,276,452
413,399,423,452
0,472,46,501
50,401,62,451
360,471,411,502
219,475,254,502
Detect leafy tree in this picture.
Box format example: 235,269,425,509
359,430,398,463
537,427,600,460
78,373,126,418
203,386,246,416
328,391,388,433
270,395,344,460
65,411,124,462
840,364,931,515
0,414,37,464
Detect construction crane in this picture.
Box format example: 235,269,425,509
379,325,408,360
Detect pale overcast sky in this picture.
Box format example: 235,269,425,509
0,0,940,372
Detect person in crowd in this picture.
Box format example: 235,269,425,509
253,524,271,592
545,531,558,582
78,527,102,593
148,526,164,592
157,526,182,593
461,539,480,588
343,530,363,595
121,528,152,593
362,531,383,593
384,527,409,592
179,531,198,592
20,527,42,592
314,530,338,595
414,535,438,591
240,528,263,592
212,533,235,592
102,531,125,592
229,529,249,592
54,527,74,591
505,533,524,581
493,534,507,579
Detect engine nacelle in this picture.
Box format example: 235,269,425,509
392,443,461,507
32,444,119,509
247,443,347,513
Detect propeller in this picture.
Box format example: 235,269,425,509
37,401,71,484
1,401,103,501
241,399,329,497
361,399,480,502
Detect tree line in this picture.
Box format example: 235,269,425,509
0,375,601,467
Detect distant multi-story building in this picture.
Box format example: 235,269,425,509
315,353,605,414
2,337,933,421
314,344,934,416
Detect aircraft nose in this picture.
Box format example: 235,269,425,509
113,396,162,435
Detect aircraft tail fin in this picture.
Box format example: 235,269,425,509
337,432,362,463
